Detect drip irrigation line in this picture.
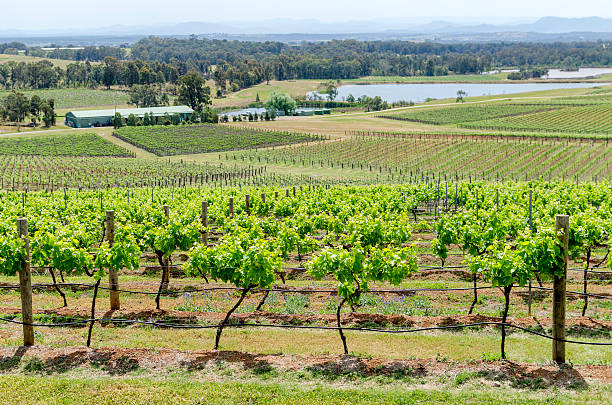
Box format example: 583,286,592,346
0,317,609,346
530,286,612,300
0,283,496,295
1,282,610,300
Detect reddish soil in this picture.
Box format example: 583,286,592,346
0,346,608,386
2,306,609,332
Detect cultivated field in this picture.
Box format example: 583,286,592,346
113,124,321,156
0,84,611,404
463,105,612,134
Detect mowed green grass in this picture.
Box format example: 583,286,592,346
0,375,609,404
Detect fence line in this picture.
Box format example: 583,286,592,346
1,281,610,300
0,317,609,346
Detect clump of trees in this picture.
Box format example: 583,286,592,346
265,92,296,116
113,108,218,129
128,84,170,108
507,68,549,80
0,91,56,130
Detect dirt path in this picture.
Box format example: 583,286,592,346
94,128,156,159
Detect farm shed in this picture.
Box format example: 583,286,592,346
65,106,194,128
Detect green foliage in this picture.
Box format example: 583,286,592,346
113,124,315,156
0,132,131,157
129,84,161,108
31,232,93,277
463,105,612,134
113,112,124,129
265,92,296,116
308,243,417,305
186,235,279,289
569,210,609,261
384,103,564,125
94,234,140,280
177,71,211,112
0,236,25,276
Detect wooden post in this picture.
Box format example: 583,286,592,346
17,218,34,346
163,205,170,218
201,201,208,246
275,191,278,201
245,194,250,215
229,197,234,218
261,193,266,204
553,214,569,364
106,210,120,310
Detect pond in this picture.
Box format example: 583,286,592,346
308,82,610,103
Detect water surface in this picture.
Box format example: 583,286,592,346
309,82,610,103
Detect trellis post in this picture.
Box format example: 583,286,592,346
17,218,34,346
106,210,120,310
553,214,569,364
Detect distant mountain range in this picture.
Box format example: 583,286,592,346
1,17,612,45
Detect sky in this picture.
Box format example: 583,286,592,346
4,0,612,31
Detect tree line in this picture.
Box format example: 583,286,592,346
1,38,610,94
0,91,56,130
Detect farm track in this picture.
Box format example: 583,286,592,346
96,130,156,159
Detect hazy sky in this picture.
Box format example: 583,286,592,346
5,0,612,30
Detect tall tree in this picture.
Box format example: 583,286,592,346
265,92,297,116
102,56,121,90
40,100,56,127
177,72,210,112
29,94,42,125
3,91,29,131
326,81,338,101
129,84,160,108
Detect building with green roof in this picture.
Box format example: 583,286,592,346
65,106,194,128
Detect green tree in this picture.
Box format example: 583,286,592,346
326,81,338,101
456,90,467,103
102,56,120,90
159,93,170,106
40,100,56,127
3,90,29,131
265,92,296,116
142,112,151,126
126,113,138,126
177,71,211,112
128,84,159,108
29,94,42,125
113,112,124,128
